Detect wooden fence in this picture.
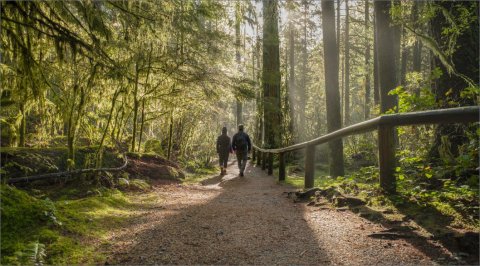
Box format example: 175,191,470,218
252,106,479,193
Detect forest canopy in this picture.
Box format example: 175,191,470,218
0,0,478,172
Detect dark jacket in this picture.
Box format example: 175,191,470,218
216,133,231,155
232,131,251,153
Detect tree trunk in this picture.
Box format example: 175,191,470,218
138,44,153,152
19,103,26,147
131,61,140,152
321,0,345,178
255,29,264,145
288,22,296,142
412,1,422,96
336,0,341,61
299,1,308,141
262,0,282,149
115,105,125,142
284,34,293,145
97,88,121,166
344,0,350,125
66,84,79,168
235,1,243,126
374,0,397,113
374,0,399,192
428,1,479,159
400,28,408,87
373,12,379,105
137,98,146,152
364,0,371,120
337,0,342,119
393,0,402,91
167,111,174,160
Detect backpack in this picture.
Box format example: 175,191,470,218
235,133,248,150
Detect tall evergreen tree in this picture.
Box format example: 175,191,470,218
321,0,344,178
262,0,282,148
235,1,243,126
374,0,397,113
364,0,371,120
343,0,351,126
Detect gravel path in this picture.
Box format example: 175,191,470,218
107,160,456,265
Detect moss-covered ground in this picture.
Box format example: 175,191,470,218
0,149,220,265
0,183,162,265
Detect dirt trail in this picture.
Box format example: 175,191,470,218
107,161,456,265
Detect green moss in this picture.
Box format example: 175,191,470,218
1,185,158,265
182,160,219,184
129,179,151,191
47,236,100,265
0,186,51,261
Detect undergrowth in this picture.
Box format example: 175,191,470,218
0,184,158,265
180,158,219,184
280,161,479,231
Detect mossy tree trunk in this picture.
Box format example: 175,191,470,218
321,0,345,178
262,0,282,149
428,1,479,160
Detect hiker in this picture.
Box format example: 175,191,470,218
216,126,231,175
231,124,251,177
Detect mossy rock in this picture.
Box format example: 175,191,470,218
129,179,151,191
333,196,366,207
156,165,185,180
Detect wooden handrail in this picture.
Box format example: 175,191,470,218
253,106,478,153
252,106,479,193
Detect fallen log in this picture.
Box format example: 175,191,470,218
6,155,128,184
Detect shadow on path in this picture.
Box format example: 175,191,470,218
109,162,331,265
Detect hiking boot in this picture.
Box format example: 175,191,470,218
240,172,244,177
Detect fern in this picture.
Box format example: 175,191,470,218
15,241,46,266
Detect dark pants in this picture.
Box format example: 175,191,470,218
219,153,229,168
236,151,248,173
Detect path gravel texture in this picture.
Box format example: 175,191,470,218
107,160,459,265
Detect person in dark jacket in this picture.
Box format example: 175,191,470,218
231,124,251,177
216,126,231,175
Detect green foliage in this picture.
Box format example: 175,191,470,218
0,0,240,164
389,86,436,112
144,139,164,156
1,186,55,265
9,241,46,266
1,184,157,264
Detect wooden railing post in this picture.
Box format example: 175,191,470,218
378,125,396,193
267,153,273,175
305,145,315,189
279,152,285,181
252,148,256,161
261,152,266,170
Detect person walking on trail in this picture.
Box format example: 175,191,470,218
216,126,231,175
232,124,251,177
